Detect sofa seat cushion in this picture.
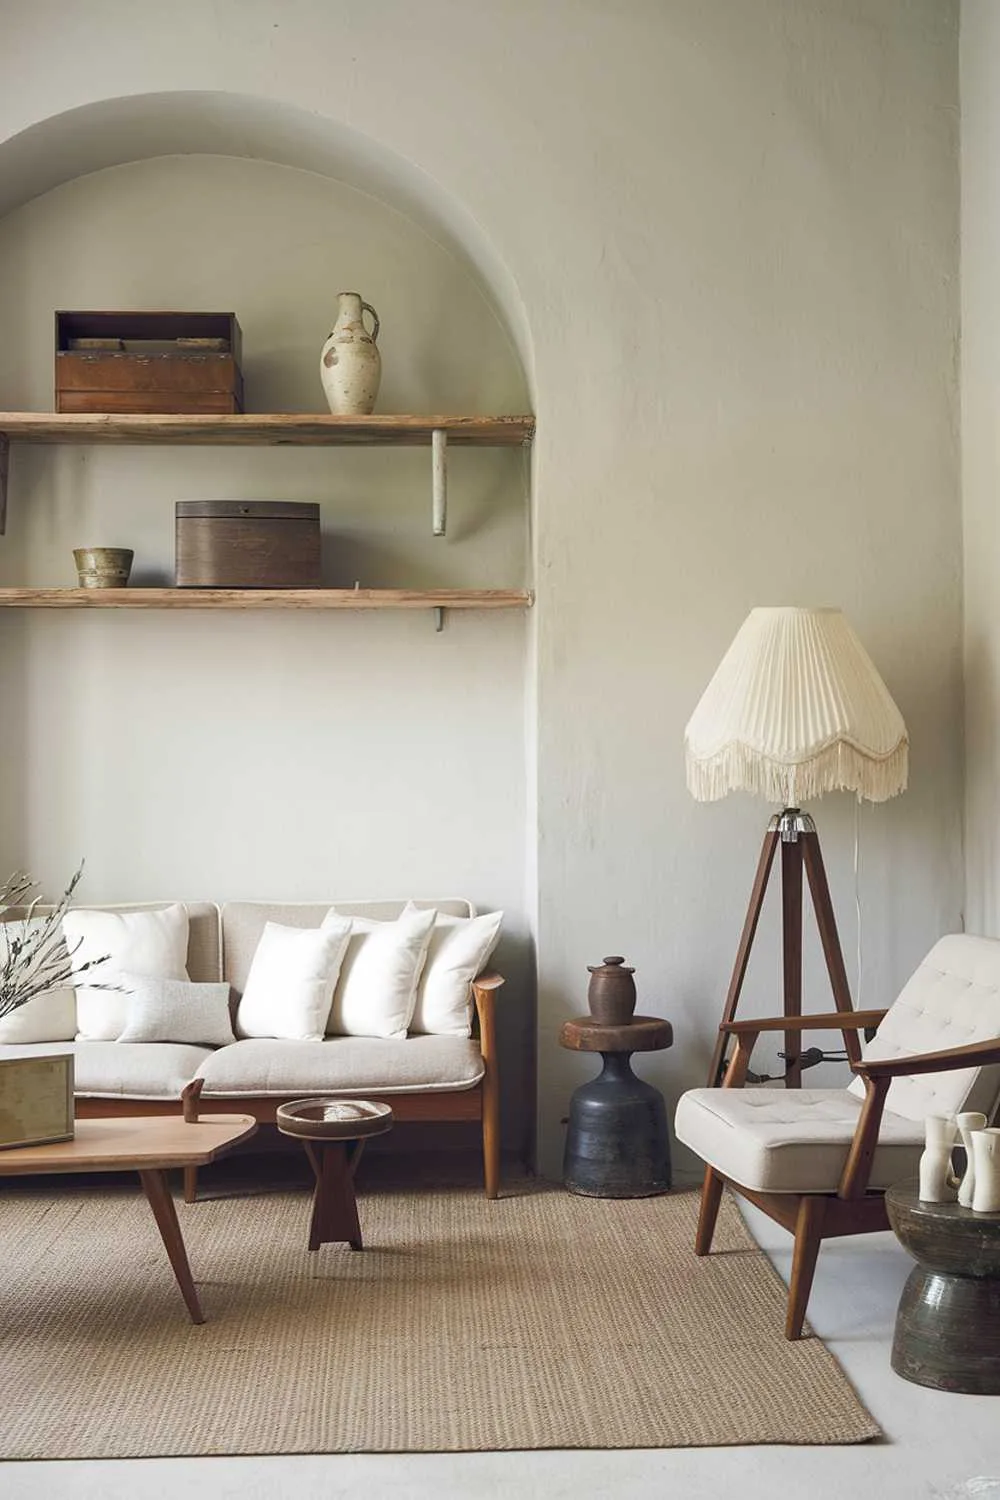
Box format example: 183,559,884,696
0,1041,213,1099
674,1086,924,1194
194,1036,485,1097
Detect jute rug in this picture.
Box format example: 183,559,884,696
0,1176,879,1456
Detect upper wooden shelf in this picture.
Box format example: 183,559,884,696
0,413,535,447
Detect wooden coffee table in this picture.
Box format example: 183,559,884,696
0,1114,256,1324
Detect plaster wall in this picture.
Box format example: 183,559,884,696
0,0,962,1178
962,0,1000,936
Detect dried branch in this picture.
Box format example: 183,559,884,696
0,864,116,1020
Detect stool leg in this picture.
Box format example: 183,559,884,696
304,1140,364,1251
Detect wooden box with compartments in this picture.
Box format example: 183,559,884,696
55,310,244,414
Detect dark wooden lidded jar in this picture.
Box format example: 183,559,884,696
586,956,637,1025
175,501,321,588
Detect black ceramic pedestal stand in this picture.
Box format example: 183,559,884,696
886,1180,1000,1394
559,1015,673,1198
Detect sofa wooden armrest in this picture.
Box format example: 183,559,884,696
472,972,504,1200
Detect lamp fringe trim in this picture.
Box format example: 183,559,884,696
685,739,908,805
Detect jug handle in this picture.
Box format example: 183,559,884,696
362,302,380,343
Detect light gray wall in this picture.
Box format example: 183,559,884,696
0,0,962,1179
962,0,1000,938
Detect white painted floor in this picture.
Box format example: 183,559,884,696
1,1197,998,1500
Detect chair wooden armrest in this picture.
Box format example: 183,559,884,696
722,1010,887,1035
838,1035,1000,1200
851,1035,1000,1079
719,1010,888,1089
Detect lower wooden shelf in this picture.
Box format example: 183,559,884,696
0,587,532,611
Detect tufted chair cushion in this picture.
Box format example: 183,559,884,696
845,934,1000,1122
674,1087,924,1193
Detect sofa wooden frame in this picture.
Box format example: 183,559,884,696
76,972,504,1202
695,1010,1000,1339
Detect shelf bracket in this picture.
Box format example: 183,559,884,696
433,606,445,632
432,429,447,537
0,435,8,536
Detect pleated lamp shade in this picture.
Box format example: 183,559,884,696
685,607,908,805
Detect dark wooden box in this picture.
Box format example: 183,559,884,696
175,501,321,588
55,311,244,414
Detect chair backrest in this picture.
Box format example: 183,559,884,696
847,933,1000,1122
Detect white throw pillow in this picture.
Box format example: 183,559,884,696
0,918,77,1043
236,916,352,1042
325,906,436,1039
64,904,190,1041
405,904,504,1036
116,972,236,1047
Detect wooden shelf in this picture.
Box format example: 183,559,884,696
0,587,533,614
0,413,534,446
0,411,535,537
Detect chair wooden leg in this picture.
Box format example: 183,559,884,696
183,1166,198,1204
786,1196,827,1340
695,1167,726,1256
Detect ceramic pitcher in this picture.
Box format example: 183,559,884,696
956,1110,988,1208
918,1114,959,1202
320,292,381,415
970,1127,1000,1213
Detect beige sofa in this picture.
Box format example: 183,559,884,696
0,899,503,1198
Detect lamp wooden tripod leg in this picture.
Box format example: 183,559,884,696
706,809,859,1088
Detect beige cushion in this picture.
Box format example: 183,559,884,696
0,1041,212,1099
194,1035,484,1096
846,933,1000,1122
674,1086,924,1193
65,904,191,1040
221,900,473,994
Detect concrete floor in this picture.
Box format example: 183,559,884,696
1,1196,998,1499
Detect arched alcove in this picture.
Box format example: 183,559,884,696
0,90,533,385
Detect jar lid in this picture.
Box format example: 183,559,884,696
587,955,635,976
175,501,320,521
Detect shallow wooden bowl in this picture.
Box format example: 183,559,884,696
275,1097,394,1142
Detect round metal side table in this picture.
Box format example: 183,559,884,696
886,1180,1000,1394
559,1015,673,1198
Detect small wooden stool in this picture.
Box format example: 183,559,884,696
276,1098,393,1251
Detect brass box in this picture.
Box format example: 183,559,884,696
0,1053,74,1150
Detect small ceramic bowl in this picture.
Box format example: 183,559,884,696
73,547,134,589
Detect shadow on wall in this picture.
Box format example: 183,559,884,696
964,631,1000,936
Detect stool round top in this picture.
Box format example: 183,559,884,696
276,1097,394,1141
886,1180,1000,1277
559,1015,673,1054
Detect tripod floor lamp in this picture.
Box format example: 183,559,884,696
684,607,909,1089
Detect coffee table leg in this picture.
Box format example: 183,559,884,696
139,1169,205,1324
303,1140,364,1251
